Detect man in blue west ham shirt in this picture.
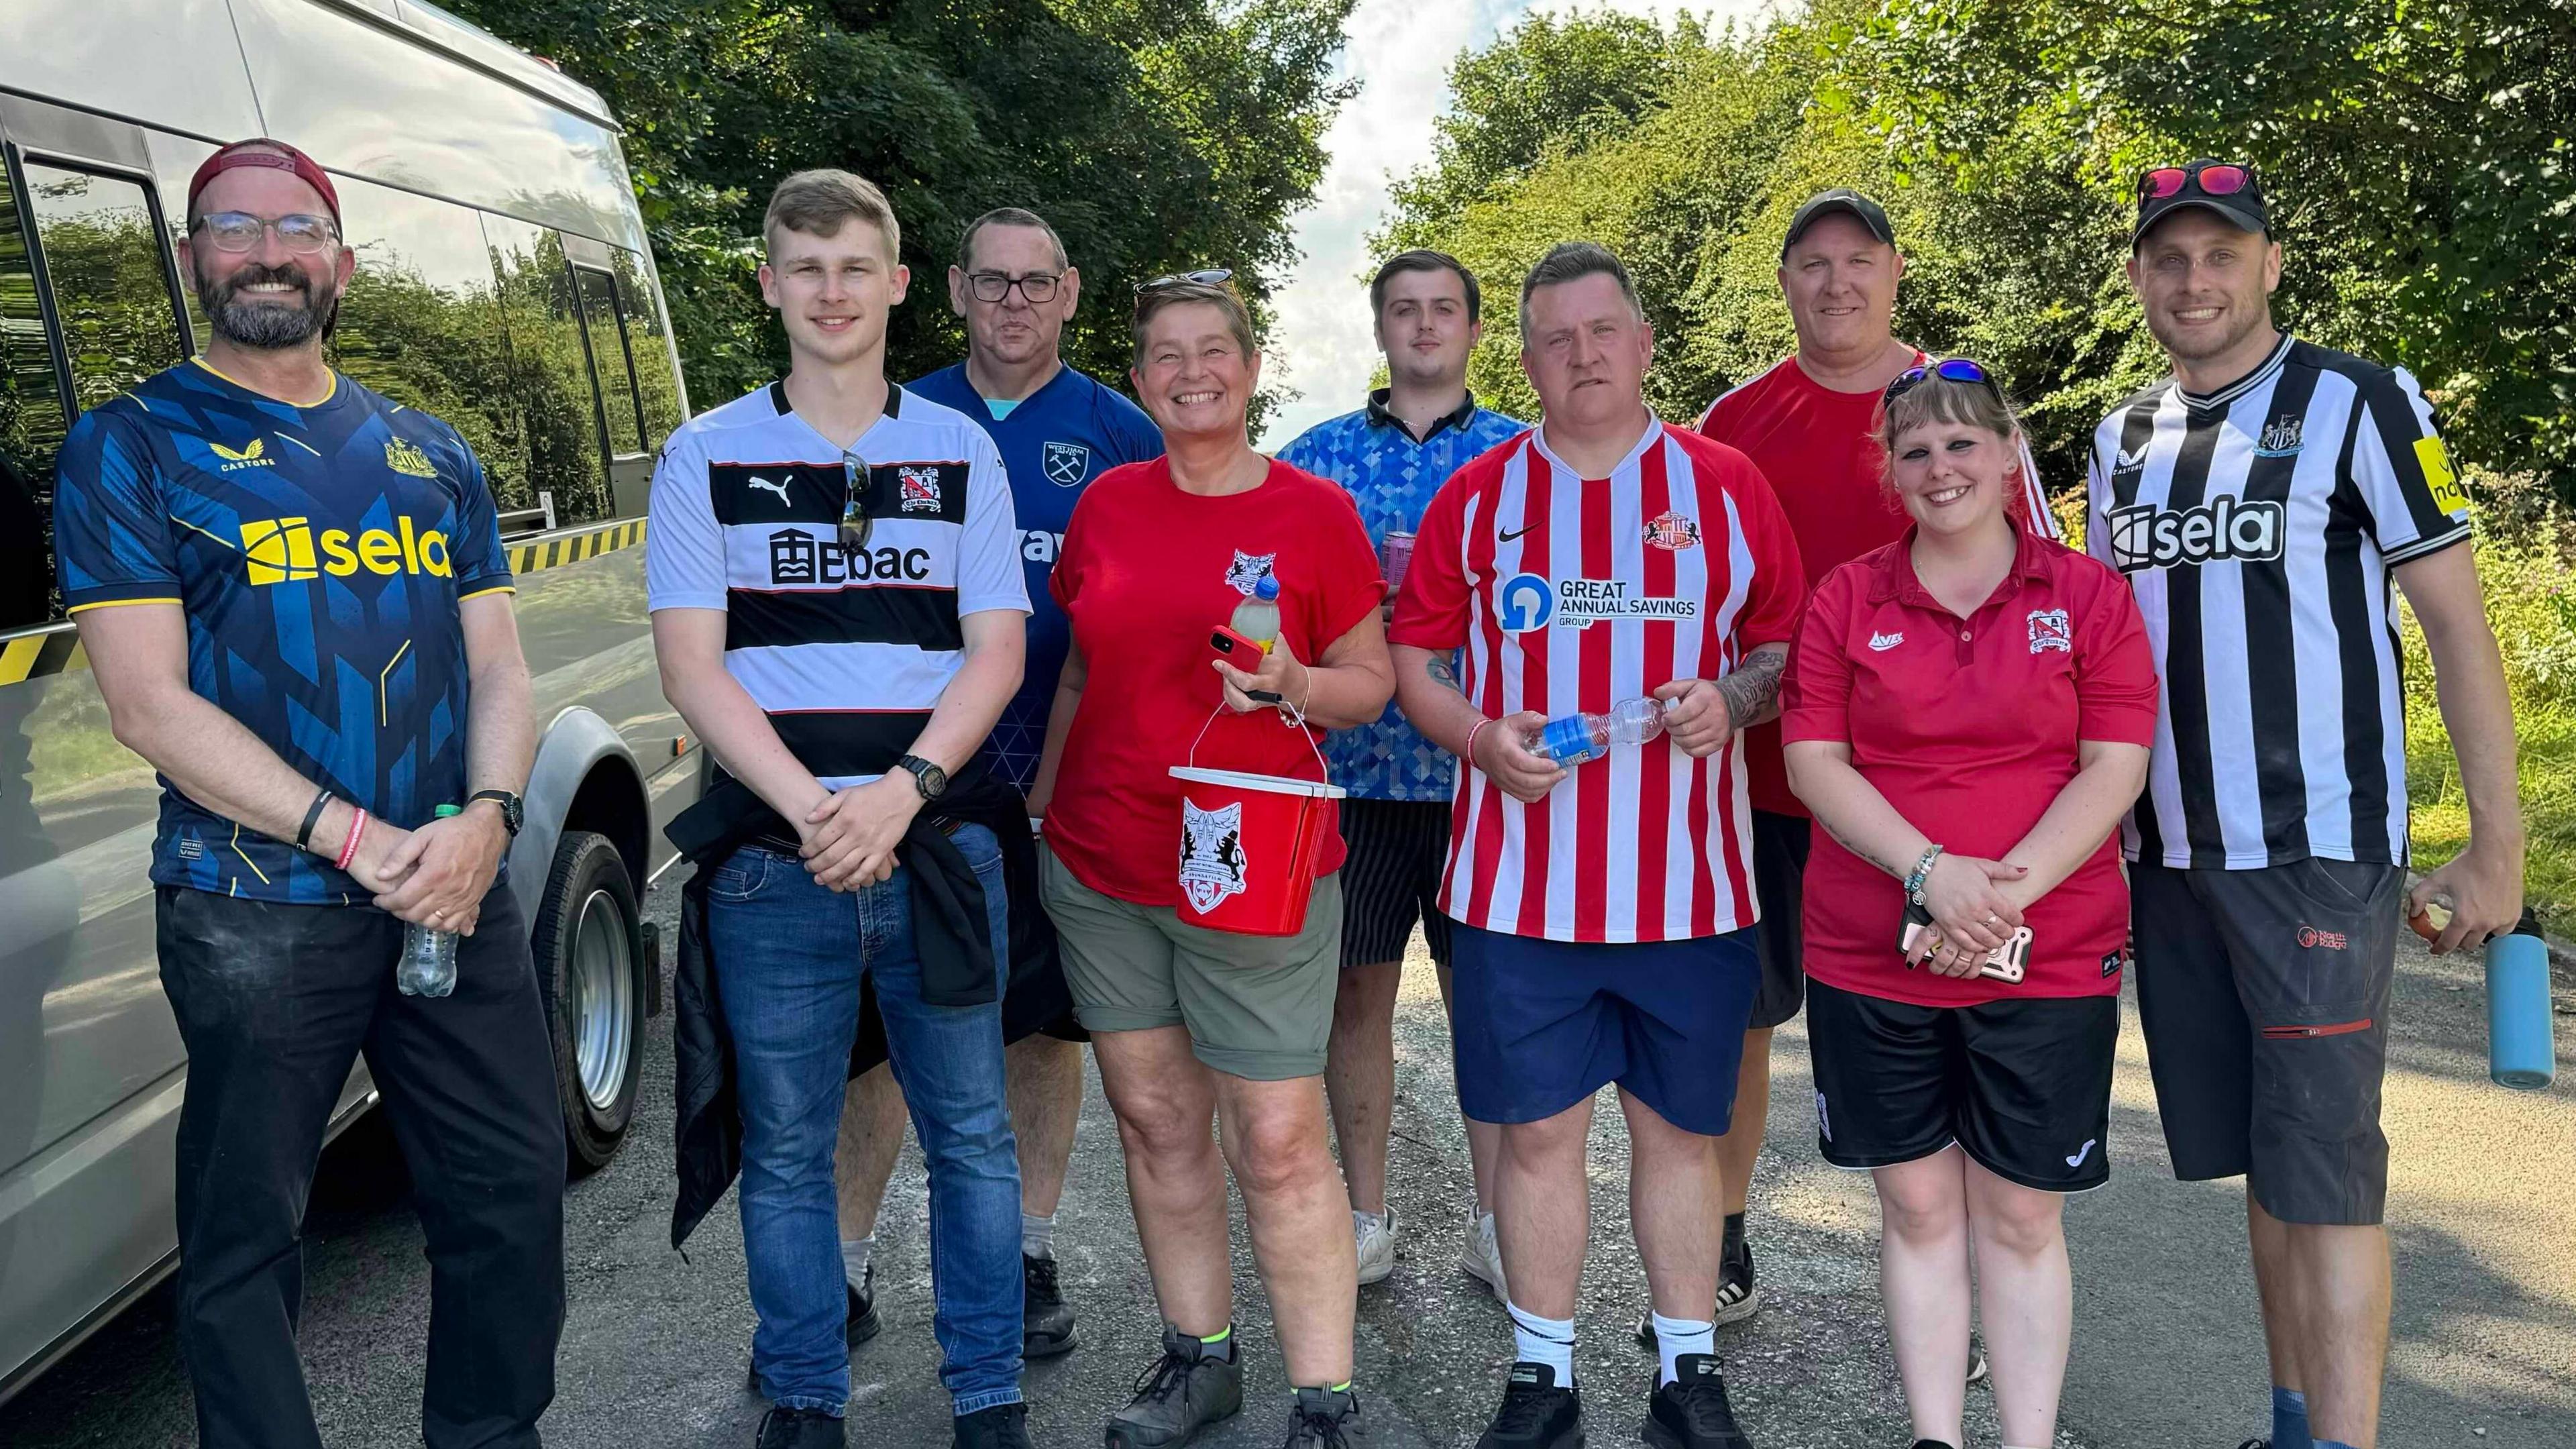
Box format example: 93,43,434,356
836,208,1163,1361
1276,250,1525,1298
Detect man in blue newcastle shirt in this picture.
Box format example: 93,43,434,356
835,207,1163,1362
54,139,557,1449
1277,249,1526,1297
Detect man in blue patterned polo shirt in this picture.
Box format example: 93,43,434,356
1276,249,1525,1295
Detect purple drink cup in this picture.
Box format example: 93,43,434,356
1381,530,1416,591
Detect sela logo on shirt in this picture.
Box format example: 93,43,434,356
209,437,274,472
1042,441,1091,487
767,528,930,586
2027,609,2072,654
1177,798,1249,912
2254,416,2305,458
746,475,794,506
1867,631,1904,652
2297,924,2350,951
2104,497,2285,573
239,516,454,584
897,466,944,513
1225,550,1277,594
1642,511,1701,551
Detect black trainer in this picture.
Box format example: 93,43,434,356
1910,1442,1960,1449
1104,1324,1244,1448
1712,1236,1760,1326
1282,1385,1371,1447
1475,1361,1582,1449
1023,1252,1077,1358
2235,1441,2273,1449
1644,1352,1751,1449
746,1271,882,1391
755,1406,845,1448
952,1402,1032,1449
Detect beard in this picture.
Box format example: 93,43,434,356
199,262,337,350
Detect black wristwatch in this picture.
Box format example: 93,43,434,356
469,789,525,838
894,754,948,802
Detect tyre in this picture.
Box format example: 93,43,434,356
531,829,645,1175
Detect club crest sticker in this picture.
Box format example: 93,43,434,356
1178,798,1249,912
1225,550,1277,595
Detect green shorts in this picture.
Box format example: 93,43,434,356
1040,845,1341,1081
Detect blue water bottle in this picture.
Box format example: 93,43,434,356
2487,910,2556,1091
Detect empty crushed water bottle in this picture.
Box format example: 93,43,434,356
1523,696,1672,768
397,804,464,998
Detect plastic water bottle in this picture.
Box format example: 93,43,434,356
397,804,463,998
1524,696,1671,768
2487,911,2556,1090
1230,574,1282,652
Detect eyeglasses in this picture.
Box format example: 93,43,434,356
1136,268,1233,294
191,211,338,255
2138,162,2253,203
967,270,1062,305
1882,357,2004,406
841,447,872,557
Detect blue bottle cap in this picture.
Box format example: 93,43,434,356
1255,574,1280,600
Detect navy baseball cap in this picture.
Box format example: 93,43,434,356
2132,160,2268,248
1781,189,1894,259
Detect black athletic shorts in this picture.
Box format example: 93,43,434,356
2130,856,2402,1226
1806,975,2119,1193
1748,809,1810,1029
1339,798,1454,970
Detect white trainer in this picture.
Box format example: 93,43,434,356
1458,1210,1507,1299
1354,1206,1399,1285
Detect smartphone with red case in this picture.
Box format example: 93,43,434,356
1210,625,1267,663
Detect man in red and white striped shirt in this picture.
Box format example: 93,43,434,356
1391,242,1803,1449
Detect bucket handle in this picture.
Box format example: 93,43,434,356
1185,696,1333,784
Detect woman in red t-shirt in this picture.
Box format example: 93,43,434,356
1779,362,2155,1449
1026,276,1392,1442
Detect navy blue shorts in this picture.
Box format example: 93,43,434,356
1448,922,1762,1137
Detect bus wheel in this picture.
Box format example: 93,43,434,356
532,830,645,1175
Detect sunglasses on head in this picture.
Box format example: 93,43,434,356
1135,268,1233,294
1882,357,2003,406
2138,162,2254,203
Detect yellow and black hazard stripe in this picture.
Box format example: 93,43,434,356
0,628,86,687
508,517,647,578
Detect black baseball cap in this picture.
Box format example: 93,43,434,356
2131,160,2269,248
1781,189,1894,259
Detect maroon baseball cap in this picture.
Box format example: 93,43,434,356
187,139,341,229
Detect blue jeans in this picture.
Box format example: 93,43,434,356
706,824,1023,1416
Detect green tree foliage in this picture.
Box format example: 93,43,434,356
445,0,1356,408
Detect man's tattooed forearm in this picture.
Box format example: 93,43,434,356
1715,644,1787,729
1426,653,1463,694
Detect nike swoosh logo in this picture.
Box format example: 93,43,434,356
2065,1138,2098,1168
1499,523,1534,543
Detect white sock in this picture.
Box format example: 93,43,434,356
841,1235,873,1289
1505,1301,1576,1383
1020,1212,1055,1261
1650,1311,1714,1387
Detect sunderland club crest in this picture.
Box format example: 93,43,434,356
1177,798,1249,912
1224,549,1277,595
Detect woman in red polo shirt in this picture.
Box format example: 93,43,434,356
1026,276,1392,1445
1780,361,2155,1449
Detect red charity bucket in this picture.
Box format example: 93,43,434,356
1167,766,1346,936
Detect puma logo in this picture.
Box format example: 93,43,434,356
2065,1138,2098,1168
747,475,793,505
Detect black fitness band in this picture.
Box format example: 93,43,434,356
295,788,333,852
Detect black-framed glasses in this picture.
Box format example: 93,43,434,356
840,447,872,556
967,270,1062,304
2138,161,2255,203
1883,357,2004,406
191,211,338,255
1135,268,1233,294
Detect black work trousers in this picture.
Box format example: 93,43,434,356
155,882,566,1449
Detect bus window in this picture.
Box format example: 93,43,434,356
21,165,185,416
573,266,642,458
482,215,608,525
611,248,684,449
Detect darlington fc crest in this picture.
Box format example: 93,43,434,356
1177,798,1250,912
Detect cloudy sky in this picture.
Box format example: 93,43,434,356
1256,0,1775,447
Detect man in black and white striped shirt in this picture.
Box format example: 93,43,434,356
2088,161,2523,1449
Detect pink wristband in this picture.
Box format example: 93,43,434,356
1464,716,1493,767
333,808,368,871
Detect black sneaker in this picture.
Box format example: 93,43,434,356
952,1402,1032,1449
1644,1353,1751,1448
747,1271,883,1391
1475,1362,1582,1449
1104,1324,1244,1448
755,1406,845,1448
1023,1252,1077,1358
1282,1385,1371,1447
2235,1441,2273,1449
1910,1442,1960,1449
1712,1238,1760,1326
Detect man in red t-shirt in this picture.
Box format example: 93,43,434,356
1392,243,1804,1449
1689,189,2057,1333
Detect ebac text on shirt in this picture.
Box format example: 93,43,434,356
52,358,515,903
644,382,1030,788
